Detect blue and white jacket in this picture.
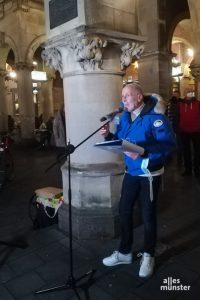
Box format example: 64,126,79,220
107,94,176,177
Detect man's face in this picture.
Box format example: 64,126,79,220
122,85,143,112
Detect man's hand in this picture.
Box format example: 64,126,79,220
124,151,140,160
99,124,110,138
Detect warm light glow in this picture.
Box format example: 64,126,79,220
33,94,37,104
131,61,139,69
172,57,180,67
187,48,193,57
33,89,38,95
172,57,182,77
172,66,182,77
33,61,38,66
9,71,17,78
31,71,47,81
134,61,138,69
7,70,47,81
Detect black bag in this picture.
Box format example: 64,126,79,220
28,194,58,229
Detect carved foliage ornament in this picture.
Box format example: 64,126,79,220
0,0,30,14
72,37,108,71
120,42,144,70
41,47,63,78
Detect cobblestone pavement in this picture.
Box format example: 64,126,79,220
0,144,199,300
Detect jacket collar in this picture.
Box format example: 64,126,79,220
140,94,166,116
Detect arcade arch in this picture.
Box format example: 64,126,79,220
171,19,195,97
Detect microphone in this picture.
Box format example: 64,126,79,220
100,107,123,122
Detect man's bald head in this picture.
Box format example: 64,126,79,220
122,83,144,112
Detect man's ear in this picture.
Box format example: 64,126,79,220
138,93,143,103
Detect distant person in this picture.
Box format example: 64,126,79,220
53,104,66,158
179,92,200,177
35,116,40,129
166,90,183,165
39,121,47,130
38,121,48,147
46,116,54,146
7,115,15,134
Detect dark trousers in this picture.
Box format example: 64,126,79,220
180,132,200,174
118,173,161,256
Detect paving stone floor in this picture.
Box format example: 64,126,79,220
0,143,200,299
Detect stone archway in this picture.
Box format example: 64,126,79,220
25,34,46,63
0,33,19,132
171,19,194,97
26,34,58,122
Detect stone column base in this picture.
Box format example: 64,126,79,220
58,204,120,239
58,202,142,239
58,162,142,239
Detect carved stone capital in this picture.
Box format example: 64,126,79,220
41,48,63,78
42,35,108,73
14,62,33,71
43,26,146,74
19,0,30,12
120,42,144,70
71,36,107,71
190,63,200,79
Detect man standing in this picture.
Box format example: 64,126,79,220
100,83,176,278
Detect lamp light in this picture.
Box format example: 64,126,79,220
9,71,17,79
187,48,193,57
31,71,47,81
33,89,38,95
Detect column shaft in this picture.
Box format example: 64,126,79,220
16,63,35,139
0,70,8,132
40,79,54,122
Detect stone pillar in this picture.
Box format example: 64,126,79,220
0,69,8,132
43,0,145,239
137,0,172,100
40,78,54,121
138,52,172,100
15,62,35,140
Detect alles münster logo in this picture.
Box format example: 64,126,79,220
160,277,191,291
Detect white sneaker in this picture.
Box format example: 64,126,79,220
139,252,155,278
102,251,132,266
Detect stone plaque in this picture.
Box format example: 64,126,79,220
49,0,78,29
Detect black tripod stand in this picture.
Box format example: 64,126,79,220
35,120,110,299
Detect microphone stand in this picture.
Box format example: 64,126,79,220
45,120,111,173
35,120,111,299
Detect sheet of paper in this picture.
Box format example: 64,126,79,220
94,139,144,155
